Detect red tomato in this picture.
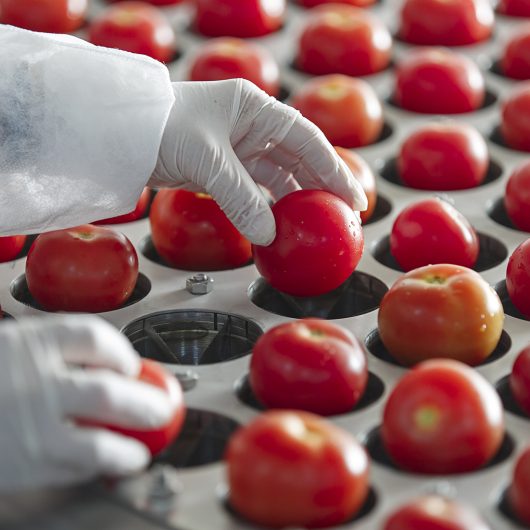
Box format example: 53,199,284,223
383,496,491,530
399,0,493,46
382,359,505,474
89,2,176,63
0,235,27,263
510,345,530,416
501,82,530,152
188,38,280,97
291,75,384,148
0,0,87,33
295,5,392,77
501,26,530,79
299,0,376,6
226,410,370,528
498,0,530,16
108,0,183,5
335,147,376,223
397,122,489,190
378,264,504,366
252,190,364,297
94,188,151,225
506,239,530,318
150,189,251,271
510,446,530,526
250,319,368,416
25,225,139,313
193,0,285,38
505,161,530,231
395,49,486,114
390,198,479,271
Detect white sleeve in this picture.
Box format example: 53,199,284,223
0,25,175,235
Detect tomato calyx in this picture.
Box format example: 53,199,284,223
318,82,348,100
113,9,141,26
285,414,325,448
72,231,96,241
423,275,447,285
413,405,441,432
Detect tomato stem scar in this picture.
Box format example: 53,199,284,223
413,406,441,431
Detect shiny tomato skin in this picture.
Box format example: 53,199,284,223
382,359,505,474
398,123,489,190
291,74,384,148
150,189,252,271
399,0,493,46
0,0,87,33
299,0,376,6
89,2,176,63
94,188,151,225
383,496,492,530
193,0,285,38
296,5,392,77
188,38,280,97
250,319,368,416
226,410,370,528
502,27,530,79
390,198,479,271
510,446,530,526
25,225,139,313
395,49,486,114
252,190,364,297
335,147,376,223
501,83,530,152
505,161,530,231
506,239,530,318
0,235,27,263
498,0,530,16
510,346,530,416
378,264,504,366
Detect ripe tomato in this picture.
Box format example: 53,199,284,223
0,0,87,33
252,190,364,297
226,410,370,528
397,122,489,190
510,345,530,416
399,0,493,46
390,198,479,271
501,82,530,152
382,359,505,474
383,496,491,530
295,5,392,77
250,319,368,416
188,38,280,97
501,27,530,80
378,264,504,366
149,189,251,271
291,75,383,148
394,49,486,114
299,0,376,6
193,0,285,38
510,446,530,525
88,2,176,63
94,188,151,225
505,161,530,231
25,225,138,313
335,147,376,223
498,0,530,16
0,235,27,263
506,238,530,318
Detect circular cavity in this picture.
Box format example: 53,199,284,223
487,196,525,231
495,375,529,419
363,194,392,225
495,280,530,321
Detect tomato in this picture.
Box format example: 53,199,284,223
510,446,530,526
390,198,479,271
299,0,376,6
382,359,505,474
506,238,530,318
498,0,530,17
0,0,87,33
88,2,176,63
505,161,530,231
250,319,368,416
0,235,27,263
399,0,493,46
188,38,280,97
149,189,251,271
108,0,183,5
510,345,530,416
252,190,364,297
94,188,151,225
335,147,376,223
378,264,504,366
383,496,491,530
394,49,486,114
295,5,392,77
193,0,285,38
397,122,489,190
25,225,138,313
501,82,530,152
501,26,530,79
291,75,384,148
226,410,370,528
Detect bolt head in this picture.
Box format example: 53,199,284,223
186,274,214,295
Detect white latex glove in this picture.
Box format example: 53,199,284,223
0,315,179,492
150,79,368,245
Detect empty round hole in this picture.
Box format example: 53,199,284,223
496,375,529,419
363,194,393,225
487,197,524,231
495,280,530,321
122,309,263,365
10,273,151,313
249,271,388,319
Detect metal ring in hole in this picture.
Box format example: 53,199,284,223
495,375,529,419
495,280,530,321
487,196,525,232
362,193,392,225
249,271,388,319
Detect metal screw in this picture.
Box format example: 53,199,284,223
186,273,214,295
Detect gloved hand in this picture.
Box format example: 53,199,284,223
150,79,368,246
0,315,179,492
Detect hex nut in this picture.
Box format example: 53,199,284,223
186,273,214,295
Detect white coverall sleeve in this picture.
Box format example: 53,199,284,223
0,25,175,235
